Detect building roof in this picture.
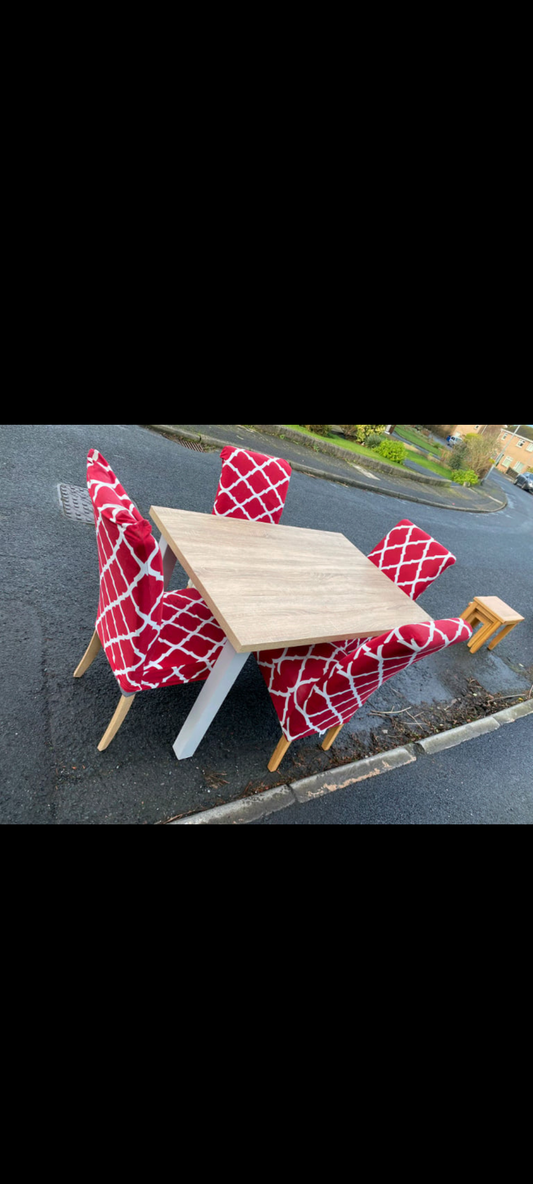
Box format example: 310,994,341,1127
504,425,533,442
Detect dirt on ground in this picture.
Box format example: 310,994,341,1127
166,677,531,820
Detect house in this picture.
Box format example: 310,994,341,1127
452,424,533,475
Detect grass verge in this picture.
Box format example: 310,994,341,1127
283,425,452,478
396,425,445,457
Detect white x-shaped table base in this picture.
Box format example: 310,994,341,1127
159,536,251,759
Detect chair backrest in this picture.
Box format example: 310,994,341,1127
367,518,456,601
212,446,291,523
86,449,164,691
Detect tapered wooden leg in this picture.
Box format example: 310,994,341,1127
487,621,518,650
97,694,136,751
468,622,497,654
321,722,344,751
460,602,477,623
73,630,102,677
268,735,291,772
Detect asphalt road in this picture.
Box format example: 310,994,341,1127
251,713,533,824
0,424,531,825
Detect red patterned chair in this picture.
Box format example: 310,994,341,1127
212,445,292,523
367,518,456,600
182,444,292,589
258,617,473,770
74,450,227,751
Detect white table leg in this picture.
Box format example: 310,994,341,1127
173,641,250,759
160,537,177,590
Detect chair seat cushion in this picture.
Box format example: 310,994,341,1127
257,618,473,741
141,588,226,689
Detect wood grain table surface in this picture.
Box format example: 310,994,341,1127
150,507,433,652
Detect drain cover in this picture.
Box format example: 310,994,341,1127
177,438,205,451
57,483,94,523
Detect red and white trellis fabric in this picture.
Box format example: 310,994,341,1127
367,519,456,601
212,446,291,523
256,617,473,742
87,450,226,693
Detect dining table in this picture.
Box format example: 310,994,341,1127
149,507,434,760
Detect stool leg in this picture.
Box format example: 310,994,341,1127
460,602,477,622
487,622,518,651
466,615,483,648
469,622,496,654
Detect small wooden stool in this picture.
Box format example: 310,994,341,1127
460,596,524,655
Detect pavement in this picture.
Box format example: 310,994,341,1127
146,424,508,514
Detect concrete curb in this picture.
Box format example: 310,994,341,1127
414,716,500,754
289,745,417,802
491,700,533,724
145,425,507,514
173,785,296,824
147,425,223,449
167,699,532,824
285,461,507,512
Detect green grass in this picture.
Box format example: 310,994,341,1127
283,425,452,478
396,425,444,457
284,425,374,457
401,452,452,478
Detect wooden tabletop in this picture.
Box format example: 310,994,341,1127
150,507,434,652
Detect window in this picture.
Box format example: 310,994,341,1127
527,443,533,452
503,455,513,466
515,462,526,474
502,432,508,440
517,440,524,447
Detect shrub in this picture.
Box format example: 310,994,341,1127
376,439,406,464
340,424,387,443
461,430,500,479
420,424,455,439
450,469,479,486
300,425,331,436
365,431,387,448
447,441,469,470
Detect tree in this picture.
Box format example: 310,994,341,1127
463,428,501,479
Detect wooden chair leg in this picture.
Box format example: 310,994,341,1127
321,722,344,751
97,694,136,751
73,630,102,677
268,734,291,771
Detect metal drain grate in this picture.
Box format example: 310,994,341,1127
57,483,94,523
177,438,205,451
